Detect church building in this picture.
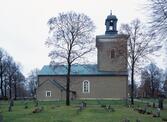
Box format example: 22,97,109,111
36,12,128,101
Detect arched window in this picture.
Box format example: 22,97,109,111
82,80,90,93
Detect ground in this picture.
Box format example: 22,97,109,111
0,99,167,122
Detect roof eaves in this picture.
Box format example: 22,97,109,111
38,73,128,77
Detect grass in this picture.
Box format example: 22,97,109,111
0,99,167,122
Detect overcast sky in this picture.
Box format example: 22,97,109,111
0,0,165,76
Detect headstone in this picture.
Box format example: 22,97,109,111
123,118,130,122
76,102,86,114
136,119,140,122
82,101,86,108
158,98,163,109
8,105,12,112
143,104,147,113
156,108,160,117
10,98,14,106
24,102,28,109
152,102,155,108
34,100,38,107
8,98,14,112
105,105,110,112
80,102,84,110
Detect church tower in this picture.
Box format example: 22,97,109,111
96,11,128,72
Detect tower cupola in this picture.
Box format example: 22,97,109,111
105,10,118,35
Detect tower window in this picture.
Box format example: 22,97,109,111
82,80,90,93
111,49,115,58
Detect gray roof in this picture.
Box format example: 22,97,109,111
38,64,128,76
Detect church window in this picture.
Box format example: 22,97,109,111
83,80,90,93
46,91,51,97
111,49,115,58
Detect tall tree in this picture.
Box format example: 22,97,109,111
0,48,25,100
141,69,152,97
0,48,8,97
28,68,39,98
163,69,167,94
163,79,167,93
6,57,19,99
146,0,167,40
120,19,158,104
141,63,162,97
13,70,25,100
46,11,95,105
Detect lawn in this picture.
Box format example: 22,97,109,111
0,99,167,122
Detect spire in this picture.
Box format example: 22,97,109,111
110,10,112,15
105,11,118,35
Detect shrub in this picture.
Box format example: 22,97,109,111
162,118,167,121
3,96,8,100
32,106,44,113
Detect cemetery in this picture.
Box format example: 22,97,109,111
0,99,167,122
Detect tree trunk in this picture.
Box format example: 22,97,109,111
151,78,154,98
0,65,4,97
9,77,12,99
152,88,154,98
14,82,17,100
4,80,7,97
66,64,71,106
131,65,134,105
0,73,4,97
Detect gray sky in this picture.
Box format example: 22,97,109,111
0,0,165,76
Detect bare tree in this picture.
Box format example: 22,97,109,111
163,69,167,94
120,19,159,104
140,69,152,97
13,71,25,100
147,63,162,98
0,48,8,98
141,63,162,98
46,11,95,105
28,68,39,98
0,48,25,100
146,0,167,40
6,57,19,99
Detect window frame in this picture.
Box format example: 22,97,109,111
46,91,51,97
82,80,90,93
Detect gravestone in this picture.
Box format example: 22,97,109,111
24,102,28,109
156,108,160,117
153,107,160,117
8,98,14,112
123,118,130,122
158,98,163,109
34,100,39,107
136,119,140,122
152,102,155,108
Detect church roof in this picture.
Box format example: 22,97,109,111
38,64,128,76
